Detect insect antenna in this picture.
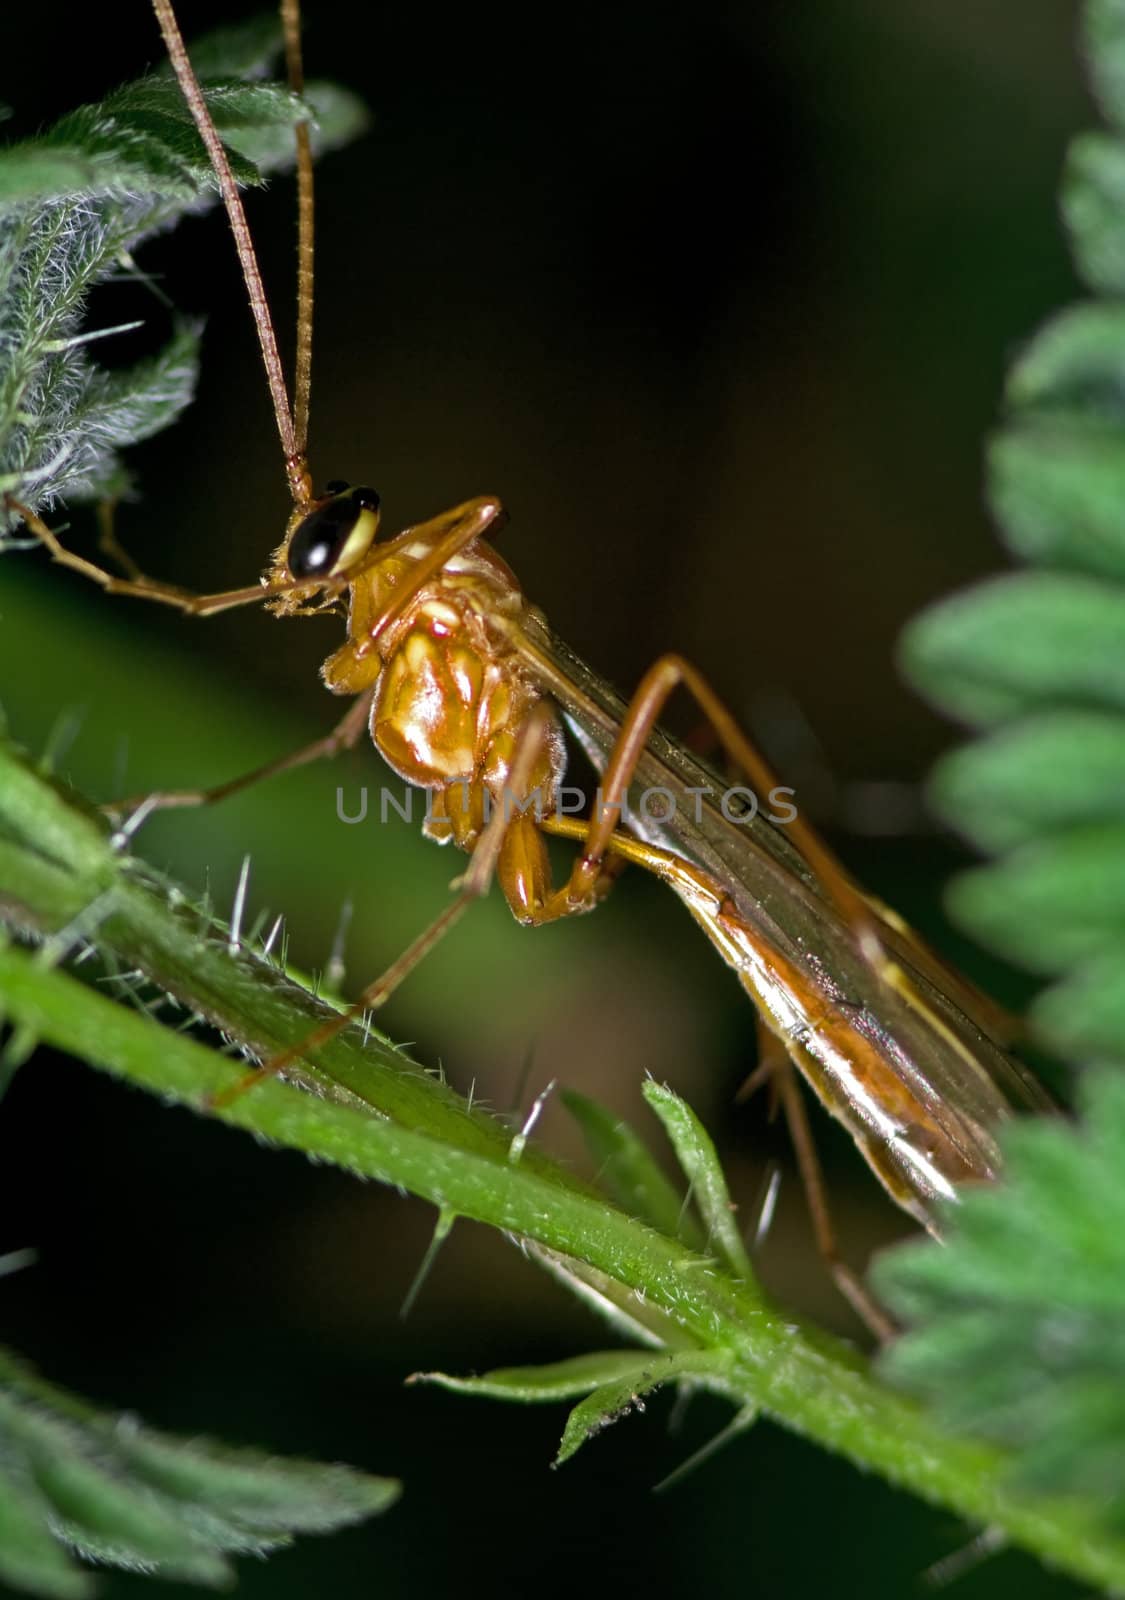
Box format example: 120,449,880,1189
149,0,313,508
280,0,315,459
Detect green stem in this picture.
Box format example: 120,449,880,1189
1,741,1124,1592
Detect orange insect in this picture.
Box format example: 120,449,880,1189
7,0,1051,1334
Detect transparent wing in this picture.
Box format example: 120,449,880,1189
513,614,1052,1219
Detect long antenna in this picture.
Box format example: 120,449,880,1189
150,0,313,508
280,0,315,462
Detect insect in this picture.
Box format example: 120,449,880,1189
6,0,1051,1335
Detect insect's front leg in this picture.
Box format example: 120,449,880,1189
5,496,324,616
94,499,143,582
364,496,508,647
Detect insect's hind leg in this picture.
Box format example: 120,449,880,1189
562,653,893,976
748,1034,898,1343
609,658,1030,1090
543,811,897,1339
106,690,375,820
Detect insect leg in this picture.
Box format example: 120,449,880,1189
453,706,629,924
603,657,1025,1077
5,497,323,616
212,709,631,1107
364,496,508,646
559,653,892,972
581,658,1030,1096
95,500,143,582
210,895,475,1108
771,1047,898,1342
105,690,375,818
543,811,898,1336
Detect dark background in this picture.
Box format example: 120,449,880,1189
0,2,1090,1596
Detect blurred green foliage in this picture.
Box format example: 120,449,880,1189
884,0,1125,1545
0,1343,397,1598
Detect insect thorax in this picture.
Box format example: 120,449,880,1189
322,542,566,853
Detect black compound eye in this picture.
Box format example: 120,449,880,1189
287,486,382,579
288,497,362,578
323,479,349,494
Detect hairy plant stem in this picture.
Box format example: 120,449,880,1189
1,740,1123,1593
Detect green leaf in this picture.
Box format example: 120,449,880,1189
109,1427,399,1541
1063,132,1125,293
642,1082,756,1285
1029,942,1125,1061
412,1349,737,1466
561,1088,705,1248
0,23,366,521
928,711,1125,852
0,1476,93,1600
987,417,1125,579
875,1068,1125,1528
887,0,1125,1553
1005,302,1125,419
1085,0,1125,131
944,824,1125,974
162,16,287,80
413,1351,679,1405
899,571,1125,727
554,1350,736,1465
902,2,1125,1082
0,1345,398,1596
